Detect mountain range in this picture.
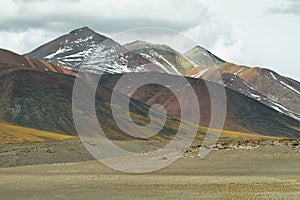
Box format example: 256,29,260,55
1,26,300,144
26,27,300,121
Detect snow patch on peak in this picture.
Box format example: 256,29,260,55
73,35,94,44
269,72,278,80
45,46,73,59
280,80,300,95
80,44,148,74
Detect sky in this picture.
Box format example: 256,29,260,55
0,0,299,81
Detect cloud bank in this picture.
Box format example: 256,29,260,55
267,0,300,14
0,0,299,81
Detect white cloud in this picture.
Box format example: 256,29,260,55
0,0,215,54
0,29,58,54
0,0,299,81
195,0,300,81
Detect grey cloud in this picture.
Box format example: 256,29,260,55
0,0,207,33
1,0,225,55
267,0,300,14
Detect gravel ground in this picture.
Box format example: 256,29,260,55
0,139,300,199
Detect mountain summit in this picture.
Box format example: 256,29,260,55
69,26,96,37
26,27,163,73
184,45,224,67
26,27,108,70
124,40,194,75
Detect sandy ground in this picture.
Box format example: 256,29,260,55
0,140,300,199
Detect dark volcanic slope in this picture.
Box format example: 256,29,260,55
0,66,299,139
99,72,300,138
0,68,201,141
0,69,76,134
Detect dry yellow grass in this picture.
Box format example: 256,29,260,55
191,125,277,143
0,123,77,145
0,119,278,145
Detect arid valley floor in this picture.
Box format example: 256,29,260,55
1,139,300,199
